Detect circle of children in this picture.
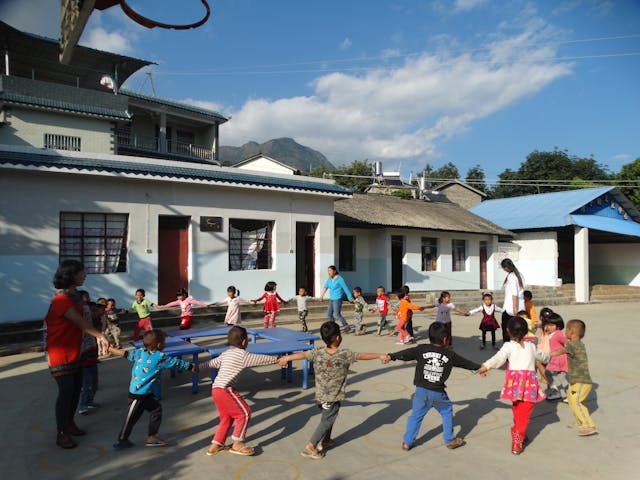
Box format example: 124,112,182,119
68,271,596,460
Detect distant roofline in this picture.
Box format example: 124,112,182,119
120,89,228,123
234,154,300,172
433,179,487,197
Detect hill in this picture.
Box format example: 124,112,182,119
219,138,335,172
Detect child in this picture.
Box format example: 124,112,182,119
467,293,503,350
352,287,370,335
199,326,280,456
434,291,467,347
385,322,482,451
478,316,550,454
103,298,124,349
545,313,569,402
211,286,251,326
278,321,387,459
396,290,426,345
290,287,311,332
252,281,287,328
523,290,538,330
373,286,390,336
518,310,538,343
130,289,157,341
78,302,104,415
157,288,208,330
401,285,415,339
111,329,196,449
550,319,596,436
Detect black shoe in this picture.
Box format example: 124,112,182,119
113,439,135,450
56,431,77,449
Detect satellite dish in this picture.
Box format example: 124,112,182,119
100,74,115,91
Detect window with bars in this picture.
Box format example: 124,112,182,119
452,239,467,272
59,213,128,274
338,235,355,271
421,237,438,271
44,133,81,151
229,219,273,271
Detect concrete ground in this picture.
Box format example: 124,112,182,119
1,302,638,480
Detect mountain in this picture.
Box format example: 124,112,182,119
219,138,335,172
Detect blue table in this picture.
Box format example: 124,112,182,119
166,325,259,343
252,327,319,346
206,340,315,389
131,337,204,398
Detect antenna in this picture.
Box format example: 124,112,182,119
138,70,157,96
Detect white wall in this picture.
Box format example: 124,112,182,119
590,243,640,286
0,169,336,322
335,227,495,293
236,158,295,175
511,231,558,286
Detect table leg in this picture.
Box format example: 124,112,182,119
192,353,199,394
287,360,293,383
302,358,308,389
309,341,315,375
281,363,286,381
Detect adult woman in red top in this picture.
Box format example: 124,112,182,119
45,260,109,449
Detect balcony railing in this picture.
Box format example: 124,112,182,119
115,129,214,162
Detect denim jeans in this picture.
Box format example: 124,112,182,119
327,299,348,327
403,387,454,446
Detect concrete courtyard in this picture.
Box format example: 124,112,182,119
0,301,638,480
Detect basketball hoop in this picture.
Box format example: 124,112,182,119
119,0,211,30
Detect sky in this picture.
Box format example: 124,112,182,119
1,0,639,181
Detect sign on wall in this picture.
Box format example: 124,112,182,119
200,216,223,232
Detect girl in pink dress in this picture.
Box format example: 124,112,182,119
544,313,569,401
157,288,208,330
478,316,550,455
252,281,287,328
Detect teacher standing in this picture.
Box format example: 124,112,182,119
44,260,109,449
500,258,525,344
318,265,353,333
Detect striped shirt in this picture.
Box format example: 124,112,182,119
200,346,278,389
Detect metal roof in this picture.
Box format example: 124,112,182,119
120,89,228,123
571,215,640,238
0,148,351,197
469,187,640,237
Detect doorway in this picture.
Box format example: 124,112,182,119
391,235,404,291
479,241,488,290
158,216,190,304
296,223,316,296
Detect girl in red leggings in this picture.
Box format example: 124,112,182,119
199,326,279,456
478,316,550,454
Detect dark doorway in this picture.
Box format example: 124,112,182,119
557,228,575,284
479,241,488,290
391,235,404,291
158,216,190,304
296,223,316,296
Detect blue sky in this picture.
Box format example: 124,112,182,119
2,0,639,181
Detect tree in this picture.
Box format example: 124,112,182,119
465,164,487,193
431,162,460,183
616,156,640,210
309,159,374,192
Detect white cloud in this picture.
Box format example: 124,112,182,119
181,98,225,114
453,0,488,12
339,37,353,50
78,9,140,56
610,153,631,162
81,26,134,55
218,22,571,169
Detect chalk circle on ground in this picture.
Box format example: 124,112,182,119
373,382,408,394
39,444,107,472
364,424,406,450
235,459,300,480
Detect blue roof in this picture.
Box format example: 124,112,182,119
0,149,351,196
469,187,640,238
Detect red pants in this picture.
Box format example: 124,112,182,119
133,316,153,341
263,311,277,328
179,316,192,329
212,387,251,445
511,400,534,436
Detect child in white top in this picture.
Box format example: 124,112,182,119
289,287,311,332
466,293,503,350
433,291,467,347
211,286,251,326
478,316,550,455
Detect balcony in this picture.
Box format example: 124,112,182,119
114,129,215,163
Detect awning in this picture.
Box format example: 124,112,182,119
570,214,640,238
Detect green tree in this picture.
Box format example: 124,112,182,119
431,162,460,183
309,159,374,192
465,164,487,193
616,156,640,210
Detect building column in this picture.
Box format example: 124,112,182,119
487,235,499,290
159,111,167,153
574,226,590,303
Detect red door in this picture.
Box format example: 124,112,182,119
158,216,190,304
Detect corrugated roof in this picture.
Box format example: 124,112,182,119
120,90,228,123
0,91,131,119
571,215,640,238
0,148,351,196
335,194,511,236
469,187,616,229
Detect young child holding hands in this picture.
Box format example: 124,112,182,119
279,321,387,459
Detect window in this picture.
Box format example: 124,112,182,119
229,219,273,270
421,237,438,271
60,213,128,273
338,235,355,271
452,239,467,272
44,133,81,151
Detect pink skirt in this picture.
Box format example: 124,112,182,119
500,369,546,403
